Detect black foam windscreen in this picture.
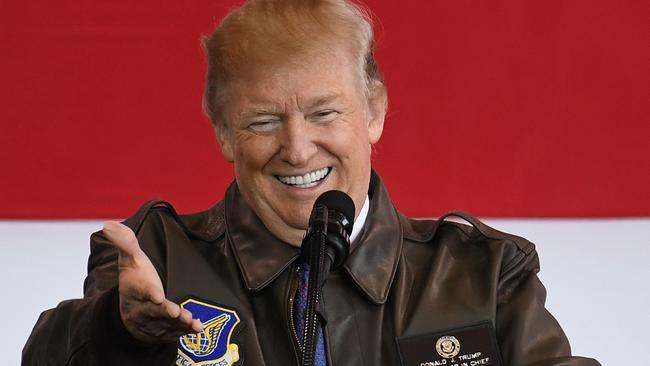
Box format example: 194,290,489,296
315,190,355,232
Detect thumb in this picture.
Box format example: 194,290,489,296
103,221,142,258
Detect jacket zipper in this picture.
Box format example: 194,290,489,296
301,261,320,365
288,264,302,360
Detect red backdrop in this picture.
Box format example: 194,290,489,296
1,0,648,219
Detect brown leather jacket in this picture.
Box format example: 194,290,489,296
24,172,599,365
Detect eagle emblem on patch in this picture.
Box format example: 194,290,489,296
435,335,460,359
176,299,240,366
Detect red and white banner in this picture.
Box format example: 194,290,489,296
1,0,648,219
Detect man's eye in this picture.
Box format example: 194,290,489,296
312,110,338,122
248,120,280,132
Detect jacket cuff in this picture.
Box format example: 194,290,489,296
89,287,177,365
107,286,156,352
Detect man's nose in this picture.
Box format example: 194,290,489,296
279,117,318,166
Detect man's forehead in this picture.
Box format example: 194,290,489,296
235,46,356,82
221,49,362,118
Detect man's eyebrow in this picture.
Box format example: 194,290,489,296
305,93,342,110
239,107,282,119
239,93,343,118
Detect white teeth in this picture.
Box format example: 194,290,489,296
297,181,318,188
277,167,330,187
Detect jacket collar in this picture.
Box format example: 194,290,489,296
225,182,301,291
225,171,403,305
342,171,402,304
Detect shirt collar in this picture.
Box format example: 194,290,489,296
225,171,402,305
350,195,370,244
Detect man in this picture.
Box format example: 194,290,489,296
24,1,599,365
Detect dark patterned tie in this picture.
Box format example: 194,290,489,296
293,258,328,366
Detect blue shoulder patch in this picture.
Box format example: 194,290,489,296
176,299,240,366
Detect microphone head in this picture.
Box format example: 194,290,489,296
315,190,355,234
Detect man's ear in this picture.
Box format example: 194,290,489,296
366,79,387,144
213,120,234,162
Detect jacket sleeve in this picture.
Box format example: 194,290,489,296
22,207,178,365
495,246,600,366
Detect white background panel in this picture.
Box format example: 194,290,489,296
2,219,648,365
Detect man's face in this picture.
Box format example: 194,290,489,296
216,50,386,246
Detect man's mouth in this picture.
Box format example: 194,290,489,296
275,167,331,188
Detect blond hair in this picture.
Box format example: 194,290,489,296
202,0,383,124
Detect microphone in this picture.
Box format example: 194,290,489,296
303,190,355,272
299,190,355,366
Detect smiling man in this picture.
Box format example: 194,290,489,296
24,1,599,366
204,0,387,248
215,47,385,246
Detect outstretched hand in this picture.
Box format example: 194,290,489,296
103,221,202,343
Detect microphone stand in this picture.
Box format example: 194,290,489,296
300,204,327,366
300,204,352,366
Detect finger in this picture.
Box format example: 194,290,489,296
160,300,197,329
175,311,203,334
144,283,165,305
178,308,194,325
191,318,203,333
142,282,165,305
161,299,182,319
130,301,203,339
103,221,141,257
127,300,178,327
